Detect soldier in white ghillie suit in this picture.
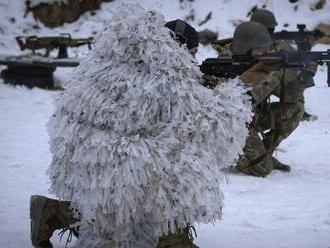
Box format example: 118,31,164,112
30,4,253,248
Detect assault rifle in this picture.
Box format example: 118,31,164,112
212,24,330,52
271,24,329,51
16,34,94,58
200,50,330,86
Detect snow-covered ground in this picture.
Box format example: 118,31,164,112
1,0,330,247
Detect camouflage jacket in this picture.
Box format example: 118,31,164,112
272,40,305,103
240,66,281,109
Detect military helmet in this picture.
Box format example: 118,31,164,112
232,21,272,55
250,9,277,29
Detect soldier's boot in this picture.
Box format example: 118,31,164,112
301,111,318,121
157,227,199,248
30,195,79,248
236,154,273,177
272,157,291,172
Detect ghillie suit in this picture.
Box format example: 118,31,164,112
47,4,252,247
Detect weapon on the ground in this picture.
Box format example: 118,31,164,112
0,54,80,88
271,24,329,51
15,34,94,58
200,49,330,86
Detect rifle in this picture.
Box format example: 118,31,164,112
271,24,329,51
16,34,94,58
212,24,330,52
200,50,330,86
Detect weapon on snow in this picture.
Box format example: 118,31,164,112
16,34,94,58
200,49,330,86
0,54,79,88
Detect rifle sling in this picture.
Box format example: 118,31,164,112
269,67,286,152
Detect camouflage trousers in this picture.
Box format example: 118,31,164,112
236,127,274,177
260,101,304,152
30,195,79,247
31,195,197,247
236,101,304,177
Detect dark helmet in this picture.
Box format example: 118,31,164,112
232,21,272,55
250,9,278,30
165,19,199,49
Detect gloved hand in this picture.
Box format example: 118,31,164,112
201,74,221,88
298,61,318,88
305,60,318,75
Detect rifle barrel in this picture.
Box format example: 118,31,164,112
201,50,330,85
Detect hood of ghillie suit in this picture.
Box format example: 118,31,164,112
47,3,253,248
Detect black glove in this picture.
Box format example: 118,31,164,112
298,70,315,88
298,61,318,88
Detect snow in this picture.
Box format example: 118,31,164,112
1,0,330,247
